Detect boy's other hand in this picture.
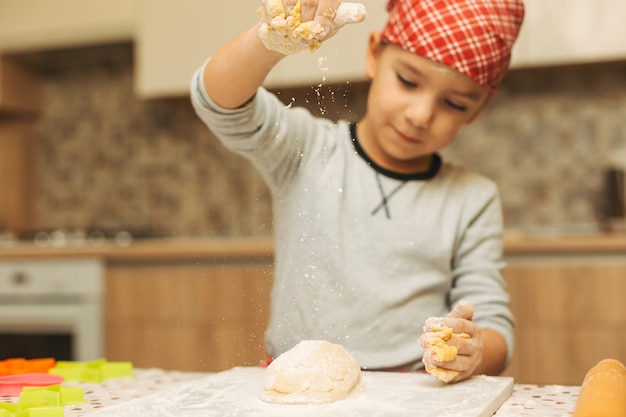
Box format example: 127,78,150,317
419,300,483,383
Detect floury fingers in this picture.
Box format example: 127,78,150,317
257,0,366,55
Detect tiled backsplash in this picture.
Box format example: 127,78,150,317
23,43,626,237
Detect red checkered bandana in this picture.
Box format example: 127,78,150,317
381,0,524,92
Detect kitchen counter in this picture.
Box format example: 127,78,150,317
0,236,275,262
0,368,581,416
1,232,625,261
503,230,626,255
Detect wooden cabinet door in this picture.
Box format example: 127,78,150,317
0,56,41,113
0,120,38,232
502,256,626,385
105,259,273,372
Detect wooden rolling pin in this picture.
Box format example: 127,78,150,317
573,358,626,417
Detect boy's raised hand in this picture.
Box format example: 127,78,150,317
258,0,366,55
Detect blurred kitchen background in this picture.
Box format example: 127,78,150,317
1,0,625,238
1,0,625,386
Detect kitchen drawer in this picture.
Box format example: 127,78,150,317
105,259,274,372
502,256,626,385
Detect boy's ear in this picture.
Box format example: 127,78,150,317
365,31,384,79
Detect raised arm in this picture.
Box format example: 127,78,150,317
202,0,367,109
203,23,284,109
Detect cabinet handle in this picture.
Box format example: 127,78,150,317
11,271,29,285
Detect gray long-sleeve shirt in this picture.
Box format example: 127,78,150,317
191,67,514,371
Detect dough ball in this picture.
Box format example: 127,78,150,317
260,340,364,404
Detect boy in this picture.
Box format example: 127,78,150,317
191,0,524,382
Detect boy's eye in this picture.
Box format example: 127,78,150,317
444,99,468,112
397,74,417,88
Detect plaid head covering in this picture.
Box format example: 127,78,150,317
381,0,524,92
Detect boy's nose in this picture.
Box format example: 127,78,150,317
405,98,435,128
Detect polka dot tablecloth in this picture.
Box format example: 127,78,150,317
2,369,580,416
495,384,580,416
64,369,211,415
0,369,208,416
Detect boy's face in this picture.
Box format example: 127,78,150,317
357,33,490,174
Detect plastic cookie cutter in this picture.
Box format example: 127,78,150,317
20,384,86,406
49,359,133,383
0,383,85,417
0,373,64,396
0,405,64,417
0,358,56,377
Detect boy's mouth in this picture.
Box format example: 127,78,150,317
392,125,422,145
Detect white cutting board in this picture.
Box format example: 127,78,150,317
92,367,513,417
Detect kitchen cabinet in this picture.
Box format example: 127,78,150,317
105,249,626,381
511,0,626,67
0,0,136,52
0,56,40,232
0,56,42,113
0,119,38,232
105,258,274,372
134,0,387,97
501,254,626,385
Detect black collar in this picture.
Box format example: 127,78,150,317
350,123,441,181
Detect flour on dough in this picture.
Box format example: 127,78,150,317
260,340,364,404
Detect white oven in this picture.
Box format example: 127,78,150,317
0,258,104,361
